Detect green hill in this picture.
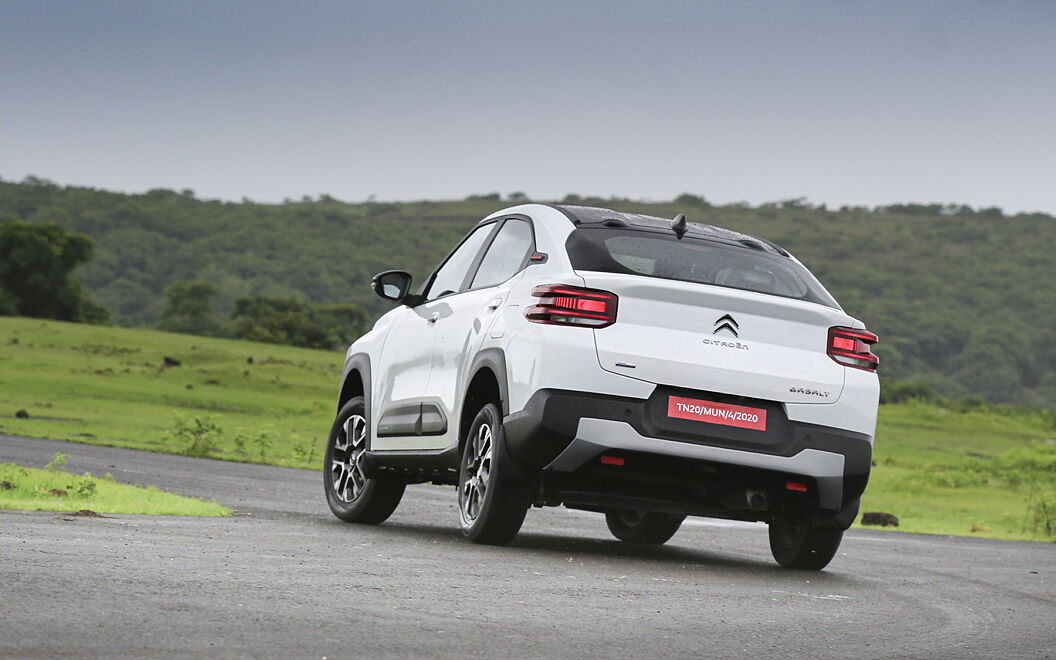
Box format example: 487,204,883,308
1,178,1054,405
1,317,1053,541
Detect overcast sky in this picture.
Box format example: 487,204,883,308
2,1,1054,213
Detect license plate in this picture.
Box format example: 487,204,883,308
667,396,767,431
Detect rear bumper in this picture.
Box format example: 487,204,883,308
503,388,872,520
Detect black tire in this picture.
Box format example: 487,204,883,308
324,397,405,524
605,509,685,544
768,498,843,570
458,402,530,545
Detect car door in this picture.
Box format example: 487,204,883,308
371,223,497,451
420,217,536,451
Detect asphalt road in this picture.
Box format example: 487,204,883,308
2,435,1054,659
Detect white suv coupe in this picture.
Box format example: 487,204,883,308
324,204,879,570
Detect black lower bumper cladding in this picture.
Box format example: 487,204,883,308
503,387,872,521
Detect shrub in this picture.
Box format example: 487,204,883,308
880,379,936,404
170,415,223,457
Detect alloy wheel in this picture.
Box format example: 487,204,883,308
331,414,367,503
459,422,493,523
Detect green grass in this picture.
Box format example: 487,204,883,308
0,459,230,516
0,316,337,468
858,401,1055,541
1,316,1053,540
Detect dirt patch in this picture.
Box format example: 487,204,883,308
862,512,900,527
68,509,107,517
73,344,141,356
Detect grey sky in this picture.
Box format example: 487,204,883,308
2,1,1054,213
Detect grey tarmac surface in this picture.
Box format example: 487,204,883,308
1,434,1054,659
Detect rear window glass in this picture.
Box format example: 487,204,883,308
565,228,840,309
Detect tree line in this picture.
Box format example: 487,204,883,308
0,176,1053,406
0,218,366,349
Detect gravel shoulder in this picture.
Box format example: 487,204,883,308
2,435,1054,659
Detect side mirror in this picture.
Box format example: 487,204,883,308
372,270,413,303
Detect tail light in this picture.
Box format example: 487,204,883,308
827,326,879,371
525,284,618,328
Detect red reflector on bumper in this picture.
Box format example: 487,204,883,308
786,481,808,492
600,455,625,466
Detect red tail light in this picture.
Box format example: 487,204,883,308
827,326,879,372
525,284,618,328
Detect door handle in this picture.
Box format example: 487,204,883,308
486,297,503,310
428,312,440,323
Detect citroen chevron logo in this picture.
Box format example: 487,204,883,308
713,314,739,337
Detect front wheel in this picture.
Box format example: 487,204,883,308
324,397,405,524
458,402,530,545
605,509,685,544
768,498,843,570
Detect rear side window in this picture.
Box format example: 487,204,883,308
425,224,494,300
566,228,840,308
471,219,533,288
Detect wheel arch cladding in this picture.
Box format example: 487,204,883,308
459,349,510,453
338,354,372,429
338,369,364,409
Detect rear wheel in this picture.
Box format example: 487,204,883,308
324,397,405,524
458,402,530,545
768,498,843,570
605,509,685,545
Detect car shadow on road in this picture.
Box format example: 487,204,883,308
326,517,864,585
510,531,861,582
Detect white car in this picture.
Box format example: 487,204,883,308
324,204,879,570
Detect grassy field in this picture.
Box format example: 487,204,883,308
0,316,338,469
0,457,230,516
869,402,1054,540
1,316,1053,540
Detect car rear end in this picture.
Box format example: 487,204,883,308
504,207,879,530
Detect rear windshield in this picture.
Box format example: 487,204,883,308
565,227,840,309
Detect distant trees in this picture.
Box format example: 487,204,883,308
364,202,400,218
876,203,1005,218
0,219,109,323
674,193,710,209
560,193,610,205
228,296,367,349
158,280,221,335
1,178,1053,404
464,193,501,202
154,280,369,349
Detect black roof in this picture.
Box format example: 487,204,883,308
547,204,789,257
